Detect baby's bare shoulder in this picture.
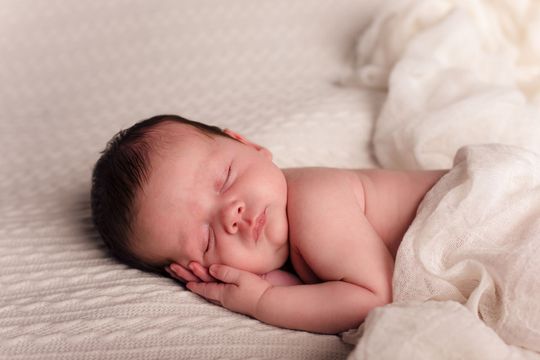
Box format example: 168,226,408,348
284,167,363,238
351,168,448,220
283,167,362,194
283,167,363,217
282,168,394,296
283,168,368,275
352,168,447,199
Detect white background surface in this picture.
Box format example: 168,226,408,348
0,1,383,359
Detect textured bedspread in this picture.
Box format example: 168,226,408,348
0,1,380,359
4,0,540,358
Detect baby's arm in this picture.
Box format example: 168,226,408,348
254,213,392,334
271,168,393,333
256,279,383,334
260,269,303,286
187,264,384,334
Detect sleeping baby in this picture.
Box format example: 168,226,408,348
90,114,448,334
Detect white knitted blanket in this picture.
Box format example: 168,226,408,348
0,1,381,359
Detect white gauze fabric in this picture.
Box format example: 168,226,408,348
346,144,540,359
354,0,540,170
349,301,540,360
397,144,540,351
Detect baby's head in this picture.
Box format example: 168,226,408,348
91,115,289,277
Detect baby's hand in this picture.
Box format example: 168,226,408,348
165,262,216,284
186,264,272,318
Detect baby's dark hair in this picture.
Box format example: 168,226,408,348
90,114,231,275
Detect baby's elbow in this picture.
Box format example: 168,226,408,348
376,274,393,305
375,288,392,306
371,284,392,307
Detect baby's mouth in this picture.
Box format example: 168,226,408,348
252,208,267,242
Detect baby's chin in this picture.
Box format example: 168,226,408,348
232,251,289,275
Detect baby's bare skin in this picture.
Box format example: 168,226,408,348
254,167,447,332
132,121,447,334
284,167,446,283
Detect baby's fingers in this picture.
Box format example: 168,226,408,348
169,263,199,283
165,267,185,283
189,262,217,283
209,264,244,285
187,281,223,305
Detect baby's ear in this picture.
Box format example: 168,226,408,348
223,128,248,144
223,129,272,160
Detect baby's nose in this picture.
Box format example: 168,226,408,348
222,200,245,234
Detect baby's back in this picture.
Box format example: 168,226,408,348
353,168,448,258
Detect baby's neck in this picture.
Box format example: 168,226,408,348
280,255,296,274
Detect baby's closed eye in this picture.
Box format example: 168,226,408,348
203,225,213,254
218,163,233,193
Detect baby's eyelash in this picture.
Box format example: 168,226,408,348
220,164,232,192
205,227,213,253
